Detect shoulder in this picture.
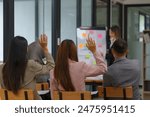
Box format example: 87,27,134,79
106,62,119,76
69,60,85,67
128,59,140,71
107,64,115,72
130,59,139,65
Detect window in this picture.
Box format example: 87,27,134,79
61,0,77,43
139,14,145,32
146,15,150,30
112,3,120,26
82,0,92,27
15,0,52,52
38,0,52,52
96,0,108,27
15,0,36,44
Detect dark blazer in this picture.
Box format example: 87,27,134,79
103,57,141,100
106,48,114,66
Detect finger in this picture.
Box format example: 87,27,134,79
92,40,95,45
87,39,91,46
88,34,90,40
40,34,44,42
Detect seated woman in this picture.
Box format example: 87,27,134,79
28,37,54,83
0,34,54,100
50,38,107,99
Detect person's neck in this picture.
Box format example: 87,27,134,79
110,38,116,47
114,55,126,60
111,37,117,42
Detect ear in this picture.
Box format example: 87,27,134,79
111,48,115,54
111,49,115,57
126,49,129,55
123,49,128,56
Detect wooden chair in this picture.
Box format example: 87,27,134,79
53,91,91,100
0,88,34,100
36,82,49,91
97,86,133,100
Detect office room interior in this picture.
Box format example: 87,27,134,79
0,0,150,100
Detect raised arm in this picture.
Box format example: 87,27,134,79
30,34,55,75
82,37,107,77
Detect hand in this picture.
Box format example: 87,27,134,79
39,34,48,52
86,35,96,54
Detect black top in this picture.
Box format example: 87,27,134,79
106,46,115,66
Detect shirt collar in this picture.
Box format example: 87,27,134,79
114,56,127,63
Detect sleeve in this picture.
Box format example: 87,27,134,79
82,51,107,77
103,73,113,87
45,52,55,66
31,52,55,76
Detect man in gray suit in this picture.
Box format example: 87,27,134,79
103,39,141,100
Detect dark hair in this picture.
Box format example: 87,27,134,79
112,39,128,54
54,39,78,91
110,25,121,39
2,36,28,94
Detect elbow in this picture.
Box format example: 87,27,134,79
100,65,107,74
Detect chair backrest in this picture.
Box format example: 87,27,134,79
98,86,133,100
36,82,49,91
53,91,91,100
0,88,34,100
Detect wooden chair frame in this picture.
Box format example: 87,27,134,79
98,86,133,100
53,91,91,100
36,82,49,91
0,88,34,100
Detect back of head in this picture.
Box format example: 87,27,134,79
111,39,128,55
2,36,28,94
28,41,45,64
110,25,121,39
54,39,78,91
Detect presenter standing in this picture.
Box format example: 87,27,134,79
106,25,121,66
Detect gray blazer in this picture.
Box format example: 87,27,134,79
103,57,141,100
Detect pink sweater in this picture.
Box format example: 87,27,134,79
50,51,107,99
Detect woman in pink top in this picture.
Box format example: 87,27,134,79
50,38,107,99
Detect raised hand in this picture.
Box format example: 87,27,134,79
39,34,48,52
86,35,96,54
